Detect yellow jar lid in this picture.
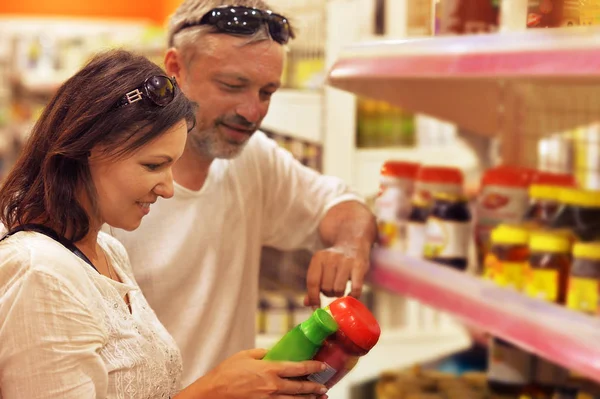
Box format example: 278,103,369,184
491,224,530,246
573,242,600,260
560,188,600,208
432,192,466,202
530,232,571,253
529,184,562,201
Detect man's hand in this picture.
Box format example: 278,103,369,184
304,242,371,307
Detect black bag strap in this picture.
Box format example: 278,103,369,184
0,224,100,274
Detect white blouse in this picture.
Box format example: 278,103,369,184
0,231,182,399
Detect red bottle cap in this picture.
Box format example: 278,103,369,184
416,166,463,185
481,165,531,188
328,297,381,352
381,161,420,179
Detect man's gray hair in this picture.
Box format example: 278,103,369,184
168,0,293,57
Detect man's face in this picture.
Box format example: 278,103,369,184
180,34,284,159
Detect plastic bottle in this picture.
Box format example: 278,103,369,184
483,224,530,291
525,231,572,395
263,308,338,361
486,224,534,397
551,188,600,242
524,171,574,229
424,192,472,271
476,165,531,267
374,160,420,251
568,241,600,316
308,297,380,388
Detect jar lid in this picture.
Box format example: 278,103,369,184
529,232,571,253
560,188,600,208
573,242,600,260
531,171,575,187
328,296,381,352
491,224,530,246
417,166,463,185
300,308,339,345
482,165,531,188
529,184,563,201
381,161,420,179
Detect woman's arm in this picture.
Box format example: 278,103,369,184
0,266,108,399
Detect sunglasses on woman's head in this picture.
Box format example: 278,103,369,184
116,75,177,108
172,6,294,45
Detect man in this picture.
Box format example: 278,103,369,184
110,0,377,386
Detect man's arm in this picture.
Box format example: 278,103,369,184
305,200,377,307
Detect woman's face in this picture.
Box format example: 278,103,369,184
89,120,188,231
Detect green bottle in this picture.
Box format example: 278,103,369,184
263,308,338,361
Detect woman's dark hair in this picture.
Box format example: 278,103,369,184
0,49,196,242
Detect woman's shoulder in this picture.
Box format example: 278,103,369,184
0,232,94,293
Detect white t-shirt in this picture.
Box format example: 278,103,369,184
0,231,182,399
108,132,361,386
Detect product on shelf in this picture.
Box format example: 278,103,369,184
483,224,530,290
257,291,293,335
526,184,569,229
476,165,532,267
434,0,500,35
356,98,415,149
424,192,472,271
527,0,598,28
567,241,600,316
308,296,381,388
263,308,338,361
488,336,534,396
376,367,491,399
375,161,420,251
525,231,572,304
524,171,576,229
551,188,600,242
525,232,572,393
414,166,464,205
264,130,323,172
484,224,534,396
406,197,430,258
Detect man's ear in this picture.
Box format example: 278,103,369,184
165,48,184,84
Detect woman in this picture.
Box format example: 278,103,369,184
0,50,329,399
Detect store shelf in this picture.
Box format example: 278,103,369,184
371,249,600,383
327,27,600,137
261,89,323,143
257,324,470,398
354,144,480,196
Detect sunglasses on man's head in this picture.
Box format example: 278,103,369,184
116,75,177,108
173,6,295,45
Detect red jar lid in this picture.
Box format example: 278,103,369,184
531,171,576,187
416,166,463,185
481,165,531,188
381,161,420,179
328,297,381,352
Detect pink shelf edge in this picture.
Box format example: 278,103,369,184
371,249,600,383
329,49,600,81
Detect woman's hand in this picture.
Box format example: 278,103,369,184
178,348,329,399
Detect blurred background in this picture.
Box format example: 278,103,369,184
3,0,600,398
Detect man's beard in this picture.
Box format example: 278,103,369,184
189,121,257,160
